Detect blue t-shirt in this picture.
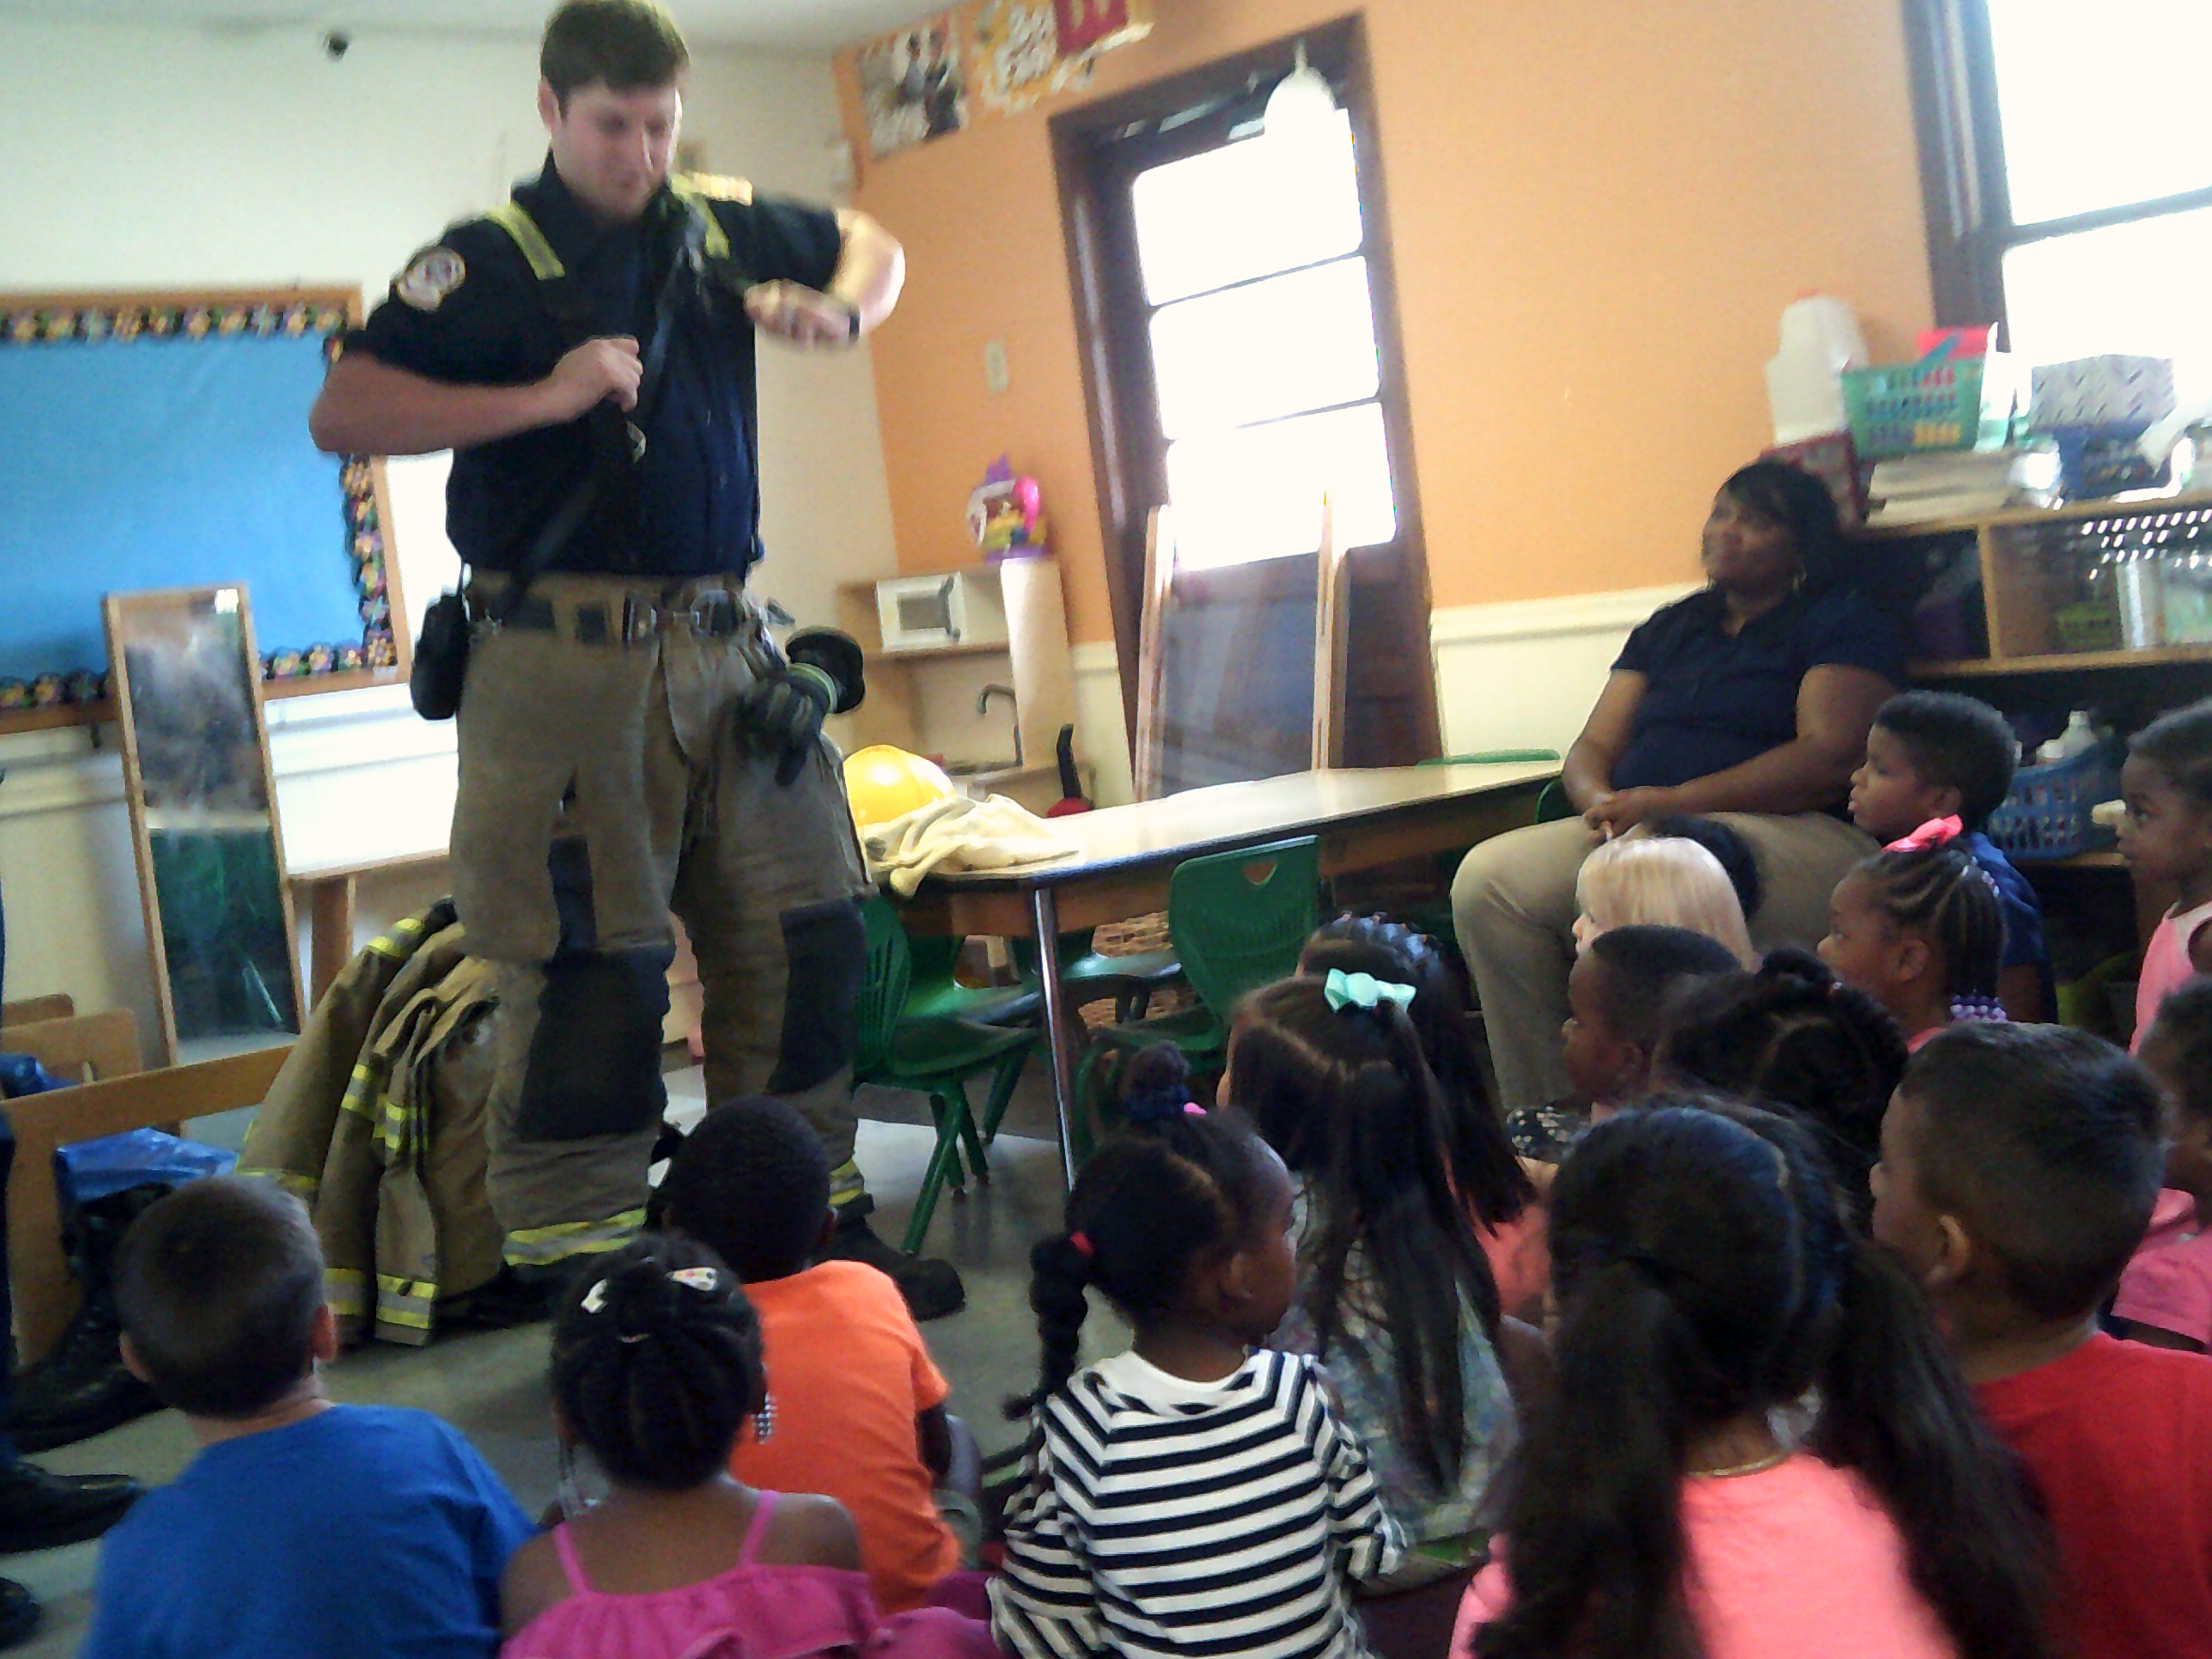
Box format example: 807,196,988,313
83,1404,533,1659
1965,830,2055,1012
1611,586,1905,795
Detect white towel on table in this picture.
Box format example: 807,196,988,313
860,793,1079,897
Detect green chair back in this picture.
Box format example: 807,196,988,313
855,895,915,1075
1166,837,1321,1026
1534,778,1572,823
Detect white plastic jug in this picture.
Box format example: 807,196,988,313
1767,295,1870,445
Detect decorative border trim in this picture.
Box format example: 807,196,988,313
0,298,394,712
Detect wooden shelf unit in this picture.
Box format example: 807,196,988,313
1872,488,2212,677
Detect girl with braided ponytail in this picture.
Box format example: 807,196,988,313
994,1098,1401,1659
1225,973,1522,1585
501,1235,991,1659
1460,1098,2056,1659
1818,818,2007,1050
1657,948,1909,1222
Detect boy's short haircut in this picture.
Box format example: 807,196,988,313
661,1096,831,1283
112,1177,325,1419
1903,1022,2164,1321
1586,924,1743,1051
541,0,689,101
2147,977,2212,1128
1873,691,2019,830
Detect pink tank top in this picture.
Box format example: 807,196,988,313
501,1493,881,1659
2136,897,2212,1054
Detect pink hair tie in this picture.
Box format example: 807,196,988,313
1068,1231,1094,1261
1183,1101,1207,1117
1886,815,1964,854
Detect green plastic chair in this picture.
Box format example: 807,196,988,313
900,930,1042,1026
1070,837,1321,1163
854,897,1039,1253
1407,750,1565,942
1008,928,1184,1025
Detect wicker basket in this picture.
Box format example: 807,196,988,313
1986,746,2121,861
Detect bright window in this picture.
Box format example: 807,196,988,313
1126,112,1395,568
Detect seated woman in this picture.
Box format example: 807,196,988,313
1452,460,1899,1110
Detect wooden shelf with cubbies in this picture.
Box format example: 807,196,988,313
1861,488,2212,679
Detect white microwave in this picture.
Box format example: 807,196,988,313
875,571,1008,652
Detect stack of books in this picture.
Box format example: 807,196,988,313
1865,449,2061,526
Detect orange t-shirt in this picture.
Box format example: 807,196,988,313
730,1261,958,1612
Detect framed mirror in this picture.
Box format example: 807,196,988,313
104,585,302,1064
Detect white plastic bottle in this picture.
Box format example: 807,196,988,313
2036,710,2098,766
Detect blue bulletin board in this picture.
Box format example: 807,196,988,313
0,288,405,731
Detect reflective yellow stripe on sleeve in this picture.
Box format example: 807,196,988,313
503,1208,647,1268
665,178,731,262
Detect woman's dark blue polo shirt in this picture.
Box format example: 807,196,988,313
1610,585,1904,792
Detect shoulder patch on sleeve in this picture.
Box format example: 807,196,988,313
395,245,466,311
677,170,754,204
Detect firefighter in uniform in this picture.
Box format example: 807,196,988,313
309,0,964,1317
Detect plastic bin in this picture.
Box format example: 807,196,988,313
1985,746,2122,862
1843,342,2017,458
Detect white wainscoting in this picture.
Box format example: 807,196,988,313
1429,583,1696,760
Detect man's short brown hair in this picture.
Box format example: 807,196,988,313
541,0,689,103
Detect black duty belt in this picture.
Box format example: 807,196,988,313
486,592,747,645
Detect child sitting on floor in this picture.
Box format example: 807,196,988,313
1850,689,2050,1020
1819,819,2006,1050
501,1235,991,1659
88,1178,534,1659
1298,916,1542,1317
1227,975,1521,1578
1574,832,1757,966
1874,1022,2212,1659
2120,699,2212,1050
2114,979,2212,1351
1462,1099,2053,1659
1657,948,1909,1222
661,1097,965,1615
994,1107,1401,1659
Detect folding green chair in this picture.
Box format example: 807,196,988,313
1070,837,1321,1163
854,897,1039,1253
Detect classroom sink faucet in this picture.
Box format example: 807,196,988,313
977,683,1021,769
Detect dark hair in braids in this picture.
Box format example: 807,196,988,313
1656,948,1908,1222
1229,974,1499,1490
2130,696,2212,808
1852,843,2006,1003
1008,1107,1276,1420
549,1234,765,1492
1298,914,1534,1229
1476,1098,2054,1659
2145,976,2212,1129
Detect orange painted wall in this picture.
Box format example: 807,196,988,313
844,1,1934,645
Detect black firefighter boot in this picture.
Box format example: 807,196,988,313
4,1185,165,1453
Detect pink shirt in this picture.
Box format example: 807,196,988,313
2136,898,2212,1054
1454,1454,1956,1659
2117,1191,2212,1346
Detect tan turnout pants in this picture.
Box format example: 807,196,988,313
1451,811,1878,1109
451,572,871,1271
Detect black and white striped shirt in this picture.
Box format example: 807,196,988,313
991,1347,1403,1659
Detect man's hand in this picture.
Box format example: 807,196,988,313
537,335,642,421
735,663,837,785
1582,786,1679,838
745,281,861,348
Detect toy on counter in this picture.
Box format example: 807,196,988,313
967,454,1049,558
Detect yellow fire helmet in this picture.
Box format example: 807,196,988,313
843,744,956,831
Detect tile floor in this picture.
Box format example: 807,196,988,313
9,1065,1096,1656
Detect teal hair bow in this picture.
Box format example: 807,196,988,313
1323,969,1416,1014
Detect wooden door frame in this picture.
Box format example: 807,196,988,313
1050,16,1440,761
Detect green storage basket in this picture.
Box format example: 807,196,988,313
1843,342,2017,458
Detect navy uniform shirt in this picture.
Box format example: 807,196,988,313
351,159,843,578
1611,585,1905,799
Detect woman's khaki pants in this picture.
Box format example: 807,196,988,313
1450,812,1877,1109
